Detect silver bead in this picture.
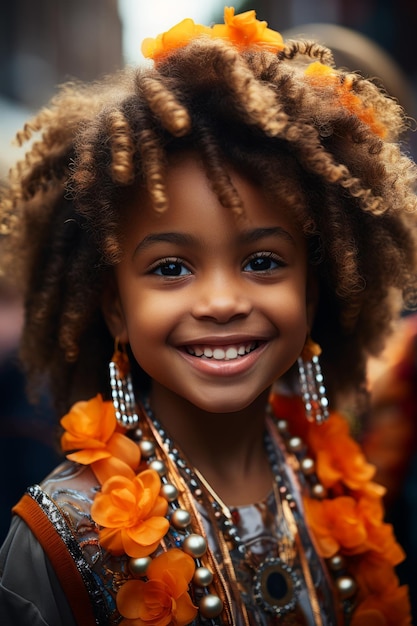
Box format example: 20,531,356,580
328,554,346,571
193,566,213,587
171,509,191,529
312,483,327,499
160,483,179,502
139,439,155,458
182,533,207,558
287,436,303,453
300,457,315,475
149,459,166,476
336,576,358,599
199,594,223,618
128,556,152,576
276,419,288,433
133,428,143,440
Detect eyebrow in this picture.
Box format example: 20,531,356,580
239,227,296,245
133,226,295,256
134,232,195,256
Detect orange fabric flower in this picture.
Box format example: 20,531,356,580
117,549,197,626
142,6,284,62
60,394,140,480
304,496,367,557
351,552,401,596
142,18,211,61
304,494,405,562
351,584,412,626
212,7,284,51
91,469,169,558
355,497,405,565
304,61,387,138
270,392,376,491
308,412,376,490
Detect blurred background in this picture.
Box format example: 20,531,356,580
1,0,416,617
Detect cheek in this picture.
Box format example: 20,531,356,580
266,284,309,348
123,290,181,349
264,281,309,323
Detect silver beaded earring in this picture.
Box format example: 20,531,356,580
109,339,139,429
297,337,329,424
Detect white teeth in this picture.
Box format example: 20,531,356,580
186,343,257,361
225,347,238,359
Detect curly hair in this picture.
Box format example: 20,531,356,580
1,35,417,414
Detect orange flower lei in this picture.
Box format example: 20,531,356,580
61,394,198,625
61,393,412,625
141,6,285,62
270,394,412,626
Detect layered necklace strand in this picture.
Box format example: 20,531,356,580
137,399,333,625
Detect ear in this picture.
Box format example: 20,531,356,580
306,269,319,331
101,273,129,344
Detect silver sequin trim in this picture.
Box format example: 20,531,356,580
27,484,109,625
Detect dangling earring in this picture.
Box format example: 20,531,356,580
297,336,329,424
109,339,139,429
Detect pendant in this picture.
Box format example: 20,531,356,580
252,558,300,616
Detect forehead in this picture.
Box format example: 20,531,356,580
125,151,307,238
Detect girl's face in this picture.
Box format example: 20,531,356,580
104,153,314,414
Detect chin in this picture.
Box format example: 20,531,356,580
190,391,263,415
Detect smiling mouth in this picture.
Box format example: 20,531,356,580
184,342,260,361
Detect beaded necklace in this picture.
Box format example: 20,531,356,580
60,392,411,626
132,400,342,625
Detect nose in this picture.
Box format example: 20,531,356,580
191,270,253,323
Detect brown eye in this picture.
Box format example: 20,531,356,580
243,253,283,272
152,259,191,277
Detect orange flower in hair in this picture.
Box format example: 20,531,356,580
304,61,387,138
142,6,284,62
91,469,169,558
212,7,284,51
117,549,197,626
142,18,211,61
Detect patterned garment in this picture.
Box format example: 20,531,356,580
15,431,337,626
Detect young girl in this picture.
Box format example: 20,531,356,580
0,7,416,626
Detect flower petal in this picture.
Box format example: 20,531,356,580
66,449,111,465
92,456,136,483
126,517,170,547
117,579,145,618
98,527,125,555
174,591,198,626
148,549,196,589
107,432,140,470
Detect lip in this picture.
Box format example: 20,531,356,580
179,334,269,347
177,340,269,377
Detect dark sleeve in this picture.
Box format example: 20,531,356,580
0,517,76,626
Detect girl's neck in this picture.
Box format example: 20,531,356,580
147,384,273,506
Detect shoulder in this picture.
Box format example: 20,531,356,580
9,462,117,625
0,516,75,626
